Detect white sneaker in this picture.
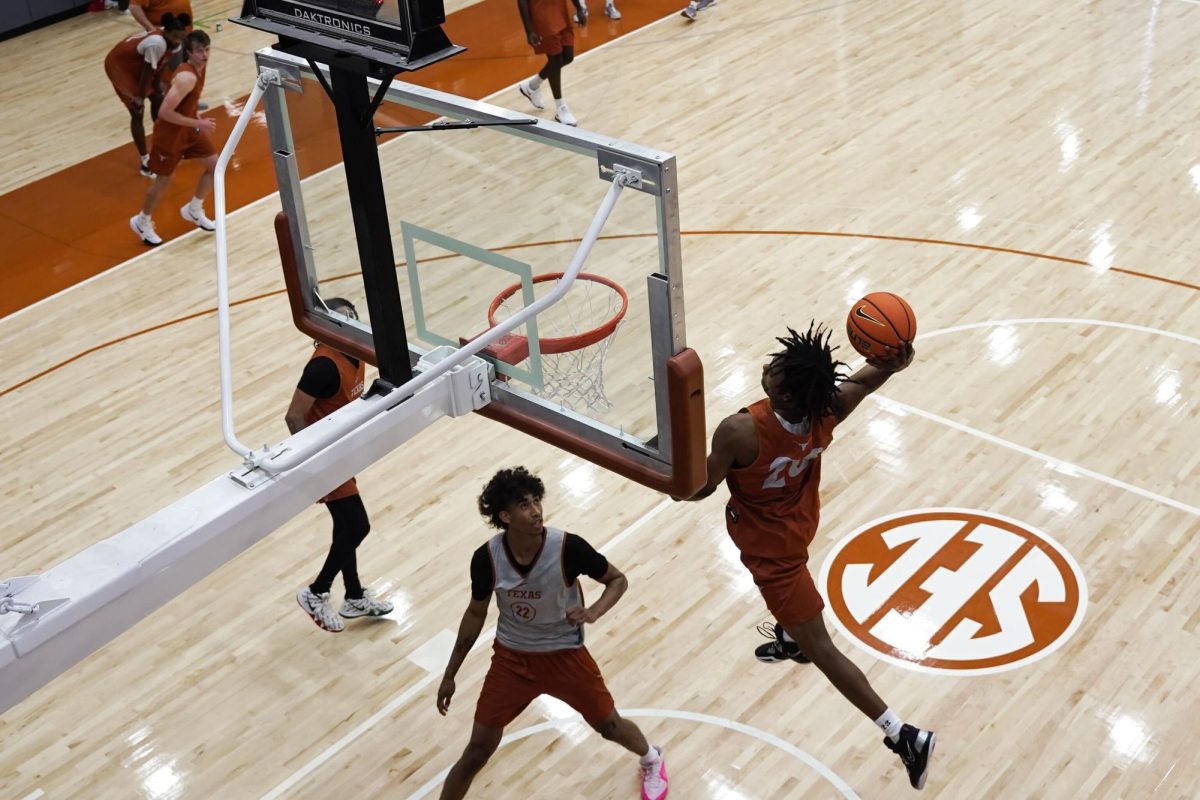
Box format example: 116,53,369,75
339,590,395,619
139,163,156,179
180,204,216,231
681,0,715,19
297,587,345,632
130,214,162,246
519,79,545,110
555,103,577,126
605,1,621,19
640,746,668,800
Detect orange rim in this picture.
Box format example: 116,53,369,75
487,271,629,354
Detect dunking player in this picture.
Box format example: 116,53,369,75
436,467,668,799
677,323,936,790
129,30,216,246
103,13,189,177
515,0,588,126
286,298,394,632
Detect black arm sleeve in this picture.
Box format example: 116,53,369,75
470,546,494,601
297,356,340,399
563,533,609,583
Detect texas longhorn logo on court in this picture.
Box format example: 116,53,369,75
819,509,1087,675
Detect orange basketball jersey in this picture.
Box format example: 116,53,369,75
724,399,838,560
105,28,168,82
304,345,366,502
129,0,193,28
151,61,206,152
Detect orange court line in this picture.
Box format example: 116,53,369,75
4,228,1197,399
0,0,685,319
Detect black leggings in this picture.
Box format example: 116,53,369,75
309,494,370,599
538,46,575,98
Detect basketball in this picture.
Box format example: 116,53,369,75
846,292,916,359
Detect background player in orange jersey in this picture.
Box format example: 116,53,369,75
285,298,395,632
436,467,668,800
130,31,216,246
515,0,588,126
678,323,937,791
103,13,190,178
129,0,193,32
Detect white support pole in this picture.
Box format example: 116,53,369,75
213,69,277,460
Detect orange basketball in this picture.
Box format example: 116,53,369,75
846,292,916,358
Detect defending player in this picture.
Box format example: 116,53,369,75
437,467,668,800
678,323,936,790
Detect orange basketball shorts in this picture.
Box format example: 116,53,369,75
149,129,215,177
474,640,615,728
106,64,144,113
530,0,573,55
740,553,826,627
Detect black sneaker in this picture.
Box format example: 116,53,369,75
884,724,935,790
754,621,811,664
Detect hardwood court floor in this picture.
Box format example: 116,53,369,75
2,1,1199,798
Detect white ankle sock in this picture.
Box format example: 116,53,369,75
140,154,150,166
875,709,903,741
188,198,204,213
639,745,660,765
780,627,796,643
529,75,543,90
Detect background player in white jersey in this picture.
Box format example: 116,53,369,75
436,467,668,800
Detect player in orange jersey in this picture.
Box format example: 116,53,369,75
678,323,936,791
129,0,193,31
285,298,395,633
104,13,190,178
515,0,588,126
130,31,216,246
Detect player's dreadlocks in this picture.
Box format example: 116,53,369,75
767,322,853,422
478,467,546,530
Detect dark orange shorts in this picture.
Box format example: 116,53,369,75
148,130,215,177
321,477,358,504
741,553,826,627
106,67,144,113
533,25,574,56
474,640,615,728
530,0,573,55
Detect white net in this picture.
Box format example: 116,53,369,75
489,273,627,414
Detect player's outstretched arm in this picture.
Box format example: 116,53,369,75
566,564,627,625
437,596,489,715
833,341,915,421
676,413,755,501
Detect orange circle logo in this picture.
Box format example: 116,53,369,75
818,509,1087,674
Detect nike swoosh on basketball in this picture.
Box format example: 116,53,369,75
854,306,884,326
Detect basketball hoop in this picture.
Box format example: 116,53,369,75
484,272,628,413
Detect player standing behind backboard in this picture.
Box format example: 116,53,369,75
677,323,937,791
436,467,669,800
129,30,216,246
515,0,587,126
104,14,190,178
285,298,395,633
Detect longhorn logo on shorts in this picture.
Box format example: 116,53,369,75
818,508,1087,675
